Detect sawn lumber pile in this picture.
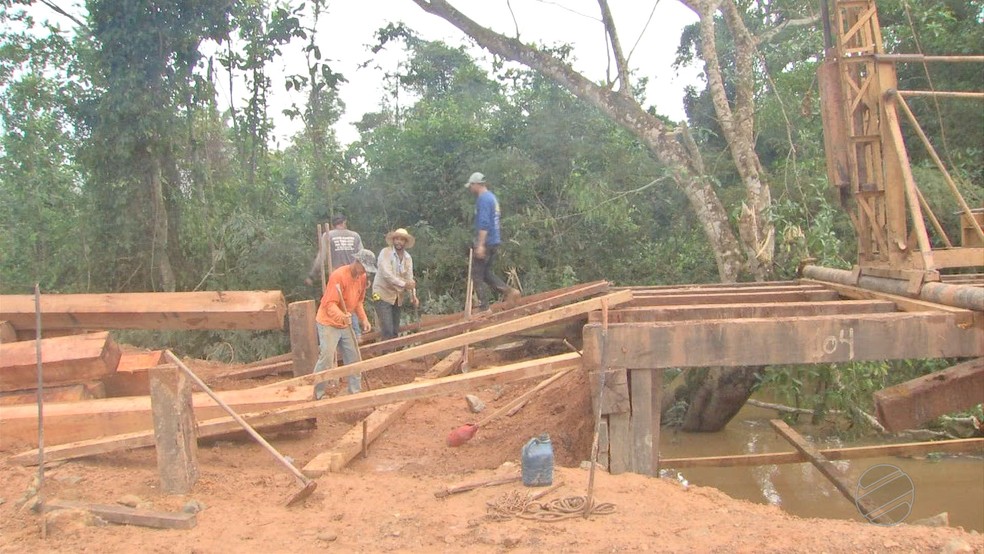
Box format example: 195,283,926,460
1,282,628,460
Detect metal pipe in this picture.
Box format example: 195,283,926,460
802,265,984,311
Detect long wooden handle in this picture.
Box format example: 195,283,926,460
476,369,573,428
163,351,311,486
336,284,363,362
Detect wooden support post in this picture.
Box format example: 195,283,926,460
770,420,898,524
607,412,631,475
149,366,198,494
629,369,654,475
652,369,663,474
598,419,609,470
288,300,319,377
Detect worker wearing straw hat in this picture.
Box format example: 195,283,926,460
372,228,418,341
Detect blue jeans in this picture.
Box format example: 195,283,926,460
312,322,361,398
472,245,509,310
374,300,401,341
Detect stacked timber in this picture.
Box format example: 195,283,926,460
0,332,121,395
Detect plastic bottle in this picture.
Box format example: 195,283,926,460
521,434,554,486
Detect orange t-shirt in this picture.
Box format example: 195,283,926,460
316,265,369,329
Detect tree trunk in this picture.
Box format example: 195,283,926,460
680,366,763,432
149,154,176,292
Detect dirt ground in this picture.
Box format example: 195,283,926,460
1,344,982,553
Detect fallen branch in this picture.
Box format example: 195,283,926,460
435,473,521,498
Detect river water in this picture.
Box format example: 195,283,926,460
659,404,984,531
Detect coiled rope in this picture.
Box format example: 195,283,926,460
486,490,616,522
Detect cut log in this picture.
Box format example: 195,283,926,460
0,382,106,405
288,301,318,376
0,383,312,449
0,290,288,331
0,331,121,392
12,352,581,465
0,321,16,344
102,350,165,397
262,290,631,390
302,350,464,477
874,358,984,432
46,500,196,530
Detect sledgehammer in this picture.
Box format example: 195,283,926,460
163,351,318,507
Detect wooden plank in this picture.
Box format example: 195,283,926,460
0,383,313,448
102,350,165,397
288,301,318,377
0,382,105,405
614,280,804,291
630,369,654,475
607,413,632,474
212,360,294,381
588,368,630,415
46,500,196,530
874,358,984,432
302,350,463,477
0,290,288,331
628,284,831,296
261,290,631,389
770,420,893,524
0,331,121,392
11,353,580,465
582,311,983,370
801,278,976,325
0,321,16,343
625,290,840,307
588,300,898,323
660,437,984,468
360,281,611,357
150,366,199,494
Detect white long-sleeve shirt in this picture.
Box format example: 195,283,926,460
372,246,413,305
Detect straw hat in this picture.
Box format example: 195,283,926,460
385,228,415,248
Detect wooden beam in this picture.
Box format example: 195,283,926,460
660,437,984,468
0,383,313,448
0,331,121,392
302,350,464,477
582,312,983,370
625,290,840,307
0,382,105,405
628,284,831,296
614,280,804,291
149,366,199,494
770,420,897,524
211,360,293,381
801,278,976,325
607,413,631,475
11,353,581,466
262,290,631,389
874,358,984,432
360,281,611,357
588,300,899,323
101,350,165,397
288,301,318,377
588,368,630,415
46,500,196,530
0,290,288,330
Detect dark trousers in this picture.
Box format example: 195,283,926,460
472,245,509,310
374,300,402,340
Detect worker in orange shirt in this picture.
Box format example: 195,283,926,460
313,249,376,400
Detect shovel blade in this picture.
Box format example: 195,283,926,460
286,480,318,507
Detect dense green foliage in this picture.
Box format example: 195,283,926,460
1,0,980,399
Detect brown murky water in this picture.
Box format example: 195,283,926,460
659,404,984,531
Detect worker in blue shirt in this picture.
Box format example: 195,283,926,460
464,172,521,311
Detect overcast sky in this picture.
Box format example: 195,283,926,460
26,1,701,148
253,0,702,147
